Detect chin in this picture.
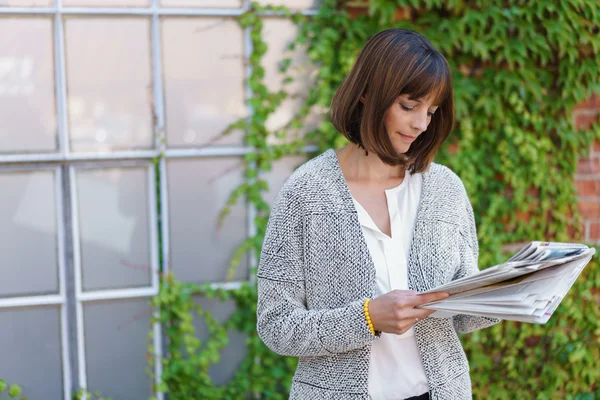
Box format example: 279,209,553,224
392,142,411,155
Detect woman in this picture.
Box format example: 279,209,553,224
256,28,500,400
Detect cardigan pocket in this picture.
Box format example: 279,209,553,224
414,318,470,388
293,347,371,394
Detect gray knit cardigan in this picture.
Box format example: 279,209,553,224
256,149,500,400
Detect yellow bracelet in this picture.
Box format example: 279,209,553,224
363,299,376,336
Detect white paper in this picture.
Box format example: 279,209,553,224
418,242,596,325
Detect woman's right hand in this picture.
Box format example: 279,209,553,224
368,290,449,335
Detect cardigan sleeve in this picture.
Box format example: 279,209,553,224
256,185,377,357
452,192,502,334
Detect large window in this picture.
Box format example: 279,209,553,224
0,1,316,398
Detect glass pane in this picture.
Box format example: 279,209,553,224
65,17,153,152
0,0,52,7
84,298,153,400
0,17,57,153
262,18,320,145
0,170,58,298
160,0,240,7
0,306,63,399
256,0,318,9
167,158,248,283
76,167,152,291
64,0,149,7
193,296,247,385
162,18,246,147
261,155,306,205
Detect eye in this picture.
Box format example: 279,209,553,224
401,102,437,117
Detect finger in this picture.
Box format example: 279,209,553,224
399,308,438,321
395,313,430,334
414,308,437,318
392,289,418,296
411,291,449,306
395,320,415,334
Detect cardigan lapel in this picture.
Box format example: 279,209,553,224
323,148,437,294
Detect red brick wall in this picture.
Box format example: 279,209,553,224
575,94,600,244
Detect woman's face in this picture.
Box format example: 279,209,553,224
384,94,439,154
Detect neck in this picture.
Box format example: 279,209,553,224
337,143,406,184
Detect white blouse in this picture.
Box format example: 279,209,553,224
351,171,429,400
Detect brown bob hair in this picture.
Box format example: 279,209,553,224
330,28,454,173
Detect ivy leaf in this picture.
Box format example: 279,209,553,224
8,385,22,398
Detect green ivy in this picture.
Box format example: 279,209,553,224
0,379,24,400
3,0,599,398
72,389,112,400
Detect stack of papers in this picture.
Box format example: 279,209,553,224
419,242,596,324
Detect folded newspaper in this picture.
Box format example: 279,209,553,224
419,242,596,324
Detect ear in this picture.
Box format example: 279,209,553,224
360,95,366,104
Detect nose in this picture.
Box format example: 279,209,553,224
411,110,429,134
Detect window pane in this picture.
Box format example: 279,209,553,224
162,18,246,148
65,17,153,152
261,155,306,205
0,170,58,298
0,0,52,7
262,18,320,145
256,0,318,9
0,306,63,399
0,17,57,153
84,298,153,400
193,296,247,385
63,0,149,7
75,166,152,291
167,158,248,283
160,0,240,7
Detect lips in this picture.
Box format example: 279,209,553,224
399,133,417,143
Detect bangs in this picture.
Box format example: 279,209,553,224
330,28,455,173
401,53,451,106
